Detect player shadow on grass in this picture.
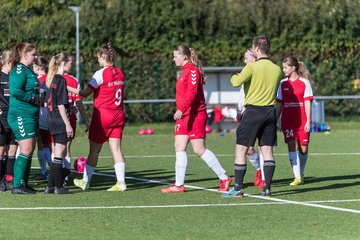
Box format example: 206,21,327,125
67,168,187,191
271,174,360,196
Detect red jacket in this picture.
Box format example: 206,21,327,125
176,62,206,116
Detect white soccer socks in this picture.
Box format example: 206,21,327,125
201,149,227,180
289,151,301,179
114,162,125,182
175,151,188,186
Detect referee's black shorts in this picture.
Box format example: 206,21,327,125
236,105,277,147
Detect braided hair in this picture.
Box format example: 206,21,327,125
97,43,116,73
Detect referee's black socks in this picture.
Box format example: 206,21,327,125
234,164,247,191
263,160,276,191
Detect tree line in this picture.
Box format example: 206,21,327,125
0,0,359,122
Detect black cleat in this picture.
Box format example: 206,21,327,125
44,186,55,194
0,180,6,192
5,181,13,190
12,186,36,194
25,185,37,194
54,187,72,194
261,189,271,197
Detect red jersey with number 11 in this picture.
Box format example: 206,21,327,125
88,66,125,110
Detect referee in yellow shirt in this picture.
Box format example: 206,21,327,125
223,35,282,197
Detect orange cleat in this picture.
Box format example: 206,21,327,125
161,184,185,193
218,176,232,192
257,180,265,189
254,170,262,186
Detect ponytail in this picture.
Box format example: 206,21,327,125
298,61,311,80
299,61,315,93
46,56,57,88
46,52,71,88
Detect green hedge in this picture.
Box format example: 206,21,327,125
0,0,359,122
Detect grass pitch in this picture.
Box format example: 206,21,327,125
0,122,359,240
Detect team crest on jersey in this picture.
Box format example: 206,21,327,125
191,70,196,85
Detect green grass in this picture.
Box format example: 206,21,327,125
0,122,359,240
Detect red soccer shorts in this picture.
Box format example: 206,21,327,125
175,111,207,140
89,108,125,143
282,128,310,145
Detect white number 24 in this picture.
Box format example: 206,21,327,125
285,129,294,138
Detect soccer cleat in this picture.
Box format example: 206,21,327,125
301,174,305,184
44,186,55,194
73,179,89,190
253,170,262,186
0,180,6,192
218,176,232,192
5,181,13,190
161,184,185,193
11,186,36,194
107,181,127,192
290,178,302,186
35,174,48,181
257,180,265,189
25,185,37,194
54,187,72,194
222,188,244,198
261,189,271,197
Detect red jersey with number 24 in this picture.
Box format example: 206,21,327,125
88,66,125,110
276,76,313,131
176,62,206,116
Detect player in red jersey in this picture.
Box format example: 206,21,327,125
62,56,89,180
161,45,232,193
68,43,127,192
276,56,313,186
33,56,52,181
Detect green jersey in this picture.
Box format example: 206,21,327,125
9,63,40,118
231,59,282,106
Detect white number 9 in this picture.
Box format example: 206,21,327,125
115,88,122,106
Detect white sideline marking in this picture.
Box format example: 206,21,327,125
25,168,360,213
96,172,360,214
1,200,360,211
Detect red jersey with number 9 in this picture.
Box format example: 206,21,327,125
88,66,125,110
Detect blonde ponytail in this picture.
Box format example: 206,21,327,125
45,52,72,88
